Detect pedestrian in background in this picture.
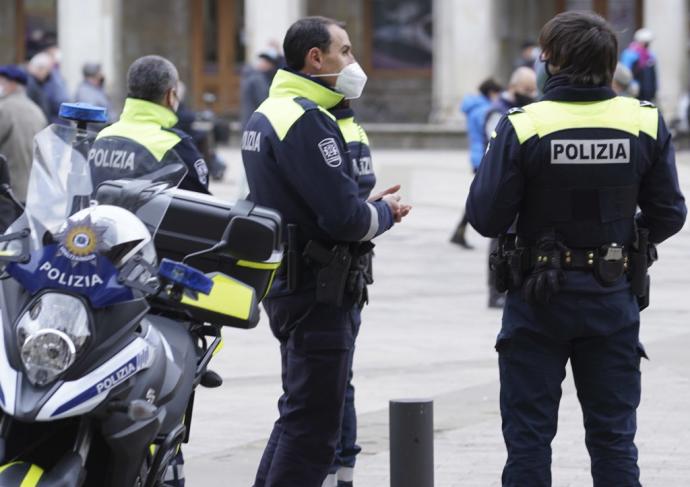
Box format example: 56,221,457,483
467,11,686,486
450,78,502,249
39,37,70,124
239,49,281,128
612,62,639,98
74,62,114,122
621,28,657,102
25,52,53,119
0,65,47,205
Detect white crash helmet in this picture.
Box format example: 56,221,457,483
55,204,156,268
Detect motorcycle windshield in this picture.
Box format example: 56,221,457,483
3,124,186,307
12,124,186,251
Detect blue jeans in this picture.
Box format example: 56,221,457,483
497,290,644,487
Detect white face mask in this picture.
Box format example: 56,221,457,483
313,62,368,99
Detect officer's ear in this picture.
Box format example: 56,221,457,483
305,47,324,71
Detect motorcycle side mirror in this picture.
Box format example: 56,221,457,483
222,216,275,262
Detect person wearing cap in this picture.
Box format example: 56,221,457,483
621,28,657,101
239,48,282,128
74,62,114,123
0,65,47,210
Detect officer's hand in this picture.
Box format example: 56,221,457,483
382,194,412,223
368,184,401,202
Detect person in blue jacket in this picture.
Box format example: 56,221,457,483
450,78,502,248
242,16,410,487
467,12,686,486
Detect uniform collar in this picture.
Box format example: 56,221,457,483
541,74,616,102
330,107,355,120
269,69,344,109
120,97,178,128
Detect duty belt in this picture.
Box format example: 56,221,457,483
527,245,629,273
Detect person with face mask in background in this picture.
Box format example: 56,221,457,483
242,16,410,487
482,66,537,309
621,28,657,102
74,62,115,124
96,55,210,194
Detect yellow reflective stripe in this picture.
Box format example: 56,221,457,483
181,273,255,320
96,98,181,161
508,111,537,144
269,69,343,110
256,98,306,141
337,117,369,146
639,105,659,140
526,97,642,137
236,260,281,270
212,338,225,357
97,122,180,161
0,461,21,473
20,465,44,487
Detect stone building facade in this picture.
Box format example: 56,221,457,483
1,0,688,123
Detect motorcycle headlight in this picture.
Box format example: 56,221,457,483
16,293,91,386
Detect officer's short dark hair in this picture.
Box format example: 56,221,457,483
479,78,503,98
283,16,346,71
127,55,178,103
539,11,618,86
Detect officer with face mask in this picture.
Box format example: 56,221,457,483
95,55,210,194
242,16,410,487
467,12,686,486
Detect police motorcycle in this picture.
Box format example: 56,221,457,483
0,104,283,486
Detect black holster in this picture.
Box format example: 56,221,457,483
490,234,522,293
303,241,352,306
629,227,656,310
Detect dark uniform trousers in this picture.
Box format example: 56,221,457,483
253,290,360,487
498,288,643,487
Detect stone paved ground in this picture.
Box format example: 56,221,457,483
184,147,690,486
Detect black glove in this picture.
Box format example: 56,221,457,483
522,235,566,305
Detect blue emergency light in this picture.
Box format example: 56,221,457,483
158,258,214,295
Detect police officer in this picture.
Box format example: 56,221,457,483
95,55,211,487
323,100,379,487
466,12,686,487
95,55,209,194
242,16,410,487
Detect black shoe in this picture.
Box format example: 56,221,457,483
450,225,474,249
337,482,353,487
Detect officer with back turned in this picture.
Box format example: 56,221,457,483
466,11,686,487
241,16,410,487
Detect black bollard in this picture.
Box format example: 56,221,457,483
389,399,434,487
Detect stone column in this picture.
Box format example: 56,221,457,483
244,0,306,61
643,0,688,116
57,0,122,109
431,0,500,123
0,1,17,64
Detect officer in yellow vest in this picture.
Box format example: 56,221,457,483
467,12,686,487
95,55,209,194
322,101,376,487
242,16,410,487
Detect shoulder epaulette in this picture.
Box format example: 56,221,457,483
293,97,319,112
640,100,656,108
507,107,525,115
